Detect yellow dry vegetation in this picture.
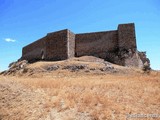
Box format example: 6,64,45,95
7,70,160,120
0,57,159,119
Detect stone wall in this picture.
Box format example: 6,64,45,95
118,23,137,50
67,30,75,58
45,29,68,61
75,30,118,59
22,29,70,62
21,23,150,69
22,37,46,61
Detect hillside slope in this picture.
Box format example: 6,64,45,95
0,56,160,120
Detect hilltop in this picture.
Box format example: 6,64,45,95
0,56,159,120
1,56,146,77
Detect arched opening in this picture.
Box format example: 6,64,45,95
41,50,44,60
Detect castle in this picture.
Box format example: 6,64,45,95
21,23,150,68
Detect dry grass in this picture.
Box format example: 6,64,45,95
1,57,160,119
6,70,160,120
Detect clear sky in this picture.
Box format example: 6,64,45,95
0,0,160,71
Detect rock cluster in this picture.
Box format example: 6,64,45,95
138,52,151,71
62,64,87,72
107,49,151,71
46,65,60,71
1,60,28,75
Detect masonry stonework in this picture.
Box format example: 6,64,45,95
76,30,118,58
21,23,150,68
67,30,75,58
22,37,46,61
118,23,137,50
45,29,68,61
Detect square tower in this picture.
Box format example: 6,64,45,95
118,23,137,50
45,29,75,61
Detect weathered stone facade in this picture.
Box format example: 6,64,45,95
76,30,118,58
21,23,150,68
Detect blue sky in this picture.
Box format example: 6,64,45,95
0,0,160,71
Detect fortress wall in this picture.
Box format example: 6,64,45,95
22,37,46,61
21,23,144,68
118,23,137,50
75,30,118,59
45,29,68,60
67,30,75,58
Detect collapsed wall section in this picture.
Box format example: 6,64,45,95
75,30,118,59
22,37,46,62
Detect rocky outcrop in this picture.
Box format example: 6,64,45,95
1,60,28,75
121,49,150,70
138,52,151,71
106,48,150,70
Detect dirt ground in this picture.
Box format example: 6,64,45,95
0,58,160,120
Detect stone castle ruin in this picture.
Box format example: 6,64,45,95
21,23,150,69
